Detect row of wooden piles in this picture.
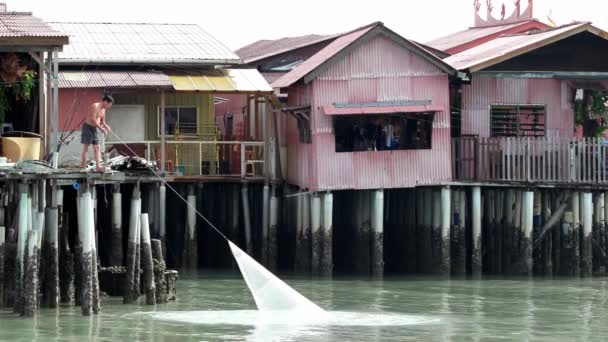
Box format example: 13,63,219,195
0,180,171,318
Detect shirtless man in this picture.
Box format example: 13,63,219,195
81,95,113,171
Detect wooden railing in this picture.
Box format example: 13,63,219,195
104,140,265,178
452,137,608,184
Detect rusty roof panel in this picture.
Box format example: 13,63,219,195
445,23,605,72
236,34,339,64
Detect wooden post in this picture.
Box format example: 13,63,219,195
472,186,482,277
160,90,166,172
111,184,122,267
582,192,593,277
140,214,156,305
241,184,253,255
311,193,322,276
261,184,270,266
151,239,167,303
322,191,333,278
371,190,383,278
268,186,279,272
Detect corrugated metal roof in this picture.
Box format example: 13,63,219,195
426,20,546,53
323,103,444,115
445,22,608,72
236,34,339,64
0,11,67,38
272,22,455,89
272,24,377,89
51,22,239,65
58,71,172,88
169,69,273,92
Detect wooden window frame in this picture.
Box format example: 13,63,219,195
490,104,546,138
157,105,199,138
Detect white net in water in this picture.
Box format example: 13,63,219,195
229,241,326,314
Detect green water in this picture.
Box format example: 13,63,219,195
1,273,607,341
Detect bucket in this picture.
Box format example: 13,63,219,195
2,132,42,162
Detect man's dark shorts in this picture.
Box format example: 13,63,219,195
81,123,99,145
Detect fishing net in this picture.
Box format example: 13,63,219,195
229,241,326,314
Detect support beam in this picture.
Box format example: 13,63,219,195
311,193,322,276
183,185,197,270
268,187,279,272
582,192,593,277
111,184,122,267
472,187,482,277
261,184,270,266
440,187,451,276
322,191,333,278
371,190,383,278
241,184,253,255
124,186,141,304
522,191,534,276
140,214,156,305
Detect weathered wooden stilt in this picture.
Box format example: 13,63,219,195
431,190,442,274
302,193,311,273
322,191,333,278
111,184,123,267
311,193,322,276
183,185,197,270
261,184,270,266
503,189,515,275
370,190,383,278
570,192,581,277
151,239,167,303
356,191,372,274
140,214,156,305
124,185,141,304
494,190,503,275
241,184,253,255
295,192,305,272
0,226,5,308
581,192,593,277
472,186,482,277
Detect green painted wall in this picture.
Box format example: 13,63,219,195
113,91,217,175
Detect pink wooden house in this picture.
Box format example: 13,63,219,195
272,22,456,191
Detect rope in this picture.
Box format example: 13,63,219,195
109,130,230,242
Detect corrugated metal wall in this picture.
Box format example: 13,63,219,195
461,77,574,138
58,88,103,130
286,34,452,191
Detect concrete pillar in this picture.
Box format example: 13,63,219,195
472,187,482,277
151,239,167,304
261,184,270,266
14,186,28,314
184,185,197,270
582,192,593,277
44,196,59,308
124,186,141,304
453,190,467,275
441,187,451,276
371,190,383,278
357,191,372,274
111,184,123,267
494,190,504,275
140,214,156,305
311,193,322,276
268,187,279,272
23,230,39,317
522,191,534,276
0,226,4,308
321,191,333,278
80,188,93,316
504,189,515,275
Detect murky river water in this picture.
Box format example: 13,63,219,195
1,272,607,341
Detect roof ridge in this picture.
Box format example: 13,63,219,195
501,21,591,38
50,21,199,26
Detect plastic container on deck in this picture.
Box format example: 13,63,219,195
2,131,43,162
